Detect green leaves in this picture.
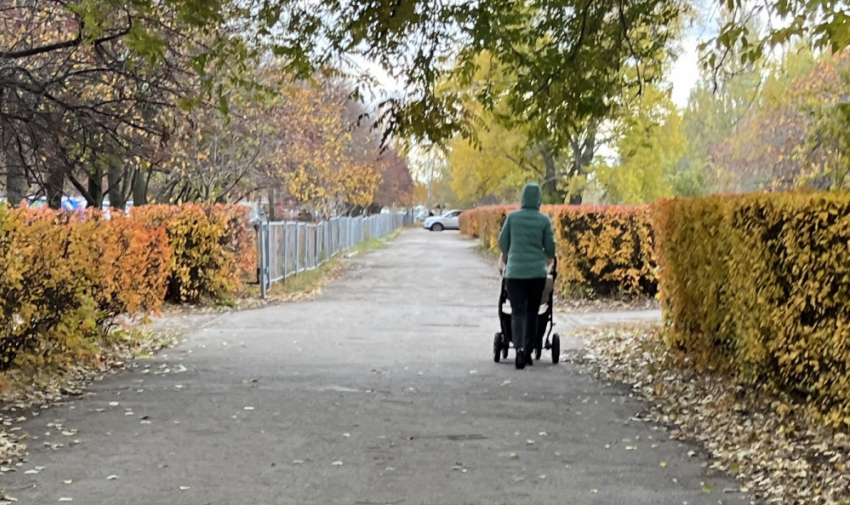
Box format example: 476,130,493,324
598,83,688,204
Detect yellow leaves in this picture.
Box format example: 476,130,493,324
0,208,170,369
463,204,656,298
131,204,255,303
654,192,850,428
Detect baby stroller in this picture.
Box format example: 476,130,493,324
493,258,561,364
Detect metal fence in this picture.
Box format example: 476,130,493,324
257,212,413,298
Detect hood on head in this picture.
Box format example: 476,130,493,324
520,183,543,209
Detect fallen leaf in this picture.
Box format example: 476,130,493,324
106,475,118,480
332,461,343,466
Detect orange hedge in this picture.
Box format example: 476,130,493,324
458,208,480,238
0,209,171,369
462,204,656,297
0,203,255,370
131,204,256,303
654,192,850,428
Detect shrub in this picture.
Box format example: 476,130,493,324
0,209,171,370
548,205,656,297
76,214,172,328
653,192,850,428
131,204,256,303
459,208,480,238
463,204,656,298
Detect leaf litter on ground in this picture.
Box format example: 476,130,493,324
565,323,850,505
0,329,179,468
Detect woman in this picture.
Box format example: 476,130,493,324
498,183,556,369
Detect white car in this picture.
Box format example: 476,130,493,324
423,209,462,231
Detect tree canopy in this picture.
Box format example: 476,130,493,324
6,0,850,211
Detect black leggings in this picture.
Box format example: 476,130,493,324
505,277,546,355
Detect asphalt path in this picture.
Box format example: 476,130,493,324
0,229,745,505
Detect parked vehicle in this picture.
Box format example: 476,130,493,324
423,209,462,231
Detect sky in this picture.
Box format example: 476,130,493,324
669,1,721,107
669,36,701,107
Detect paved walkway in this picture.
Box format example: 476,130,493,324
2,230,745,505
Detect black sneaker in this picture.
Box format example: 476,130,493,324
515,350,526,369
526,352,534,366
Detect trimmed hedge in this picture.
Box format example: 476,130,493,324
461,204,657,298
0,209,171,369
549,205,656,297
654,193,850,428
132,204,256,303
0,204,255,370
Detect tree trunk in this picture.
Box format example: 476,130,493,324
88,167,104,209
45,166,65,210
107,164,125,211
567,122,598,206
538,142,561,203
1,100,29,207
2,145,28,207
132,167,147,206
267,187,276,221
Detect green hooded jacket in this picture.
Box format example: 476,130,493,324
498,183,556,279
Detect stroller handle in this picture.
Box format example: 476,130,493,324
498,255,557,279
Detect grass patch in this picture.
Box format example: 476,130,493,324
265,229,401,299
269,258,343,297
215,297,238,309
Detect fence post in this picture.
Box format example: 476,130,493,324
260,220,269,299
282,221,287,284
294,222,300,276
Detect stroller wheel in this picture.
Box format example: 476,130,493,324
502,335,509,359
551,333,561,364
493,333,502,363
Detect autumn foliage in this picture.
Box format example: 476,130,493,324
461,205,657,297
653,192,850,428
0,204,254,370
131,204,256,304
0,209,171,370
